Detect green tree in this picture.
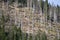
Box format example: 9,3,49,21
29,34,33,40
13,26,17,40
41,32,47,40
0,13,7,40
40,0,44,12
16,26,23,40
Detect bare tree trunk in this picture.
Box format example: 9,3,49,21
14,0,18,25
54,8,57,23
2,1,5,11
27,0,32,8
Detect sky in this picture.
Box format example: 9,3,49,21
48,0,60,6
43,0,60,6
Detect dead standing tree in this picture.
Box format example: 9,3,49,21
27,0,32,8
14,0,18,25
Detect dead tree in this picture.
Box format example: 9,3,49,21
27,0,32,8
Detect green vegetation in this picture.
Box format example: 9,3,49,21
0,13,48,40
18,0,27,4
0,0,60,40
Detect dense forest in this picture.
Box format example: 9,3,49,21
0,0,60,40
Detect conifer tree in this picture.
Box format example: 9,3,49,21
41,32,47,40
0,13,7,40
12,25,17,40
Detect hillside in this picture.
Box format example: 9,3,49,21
0,1,60,40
